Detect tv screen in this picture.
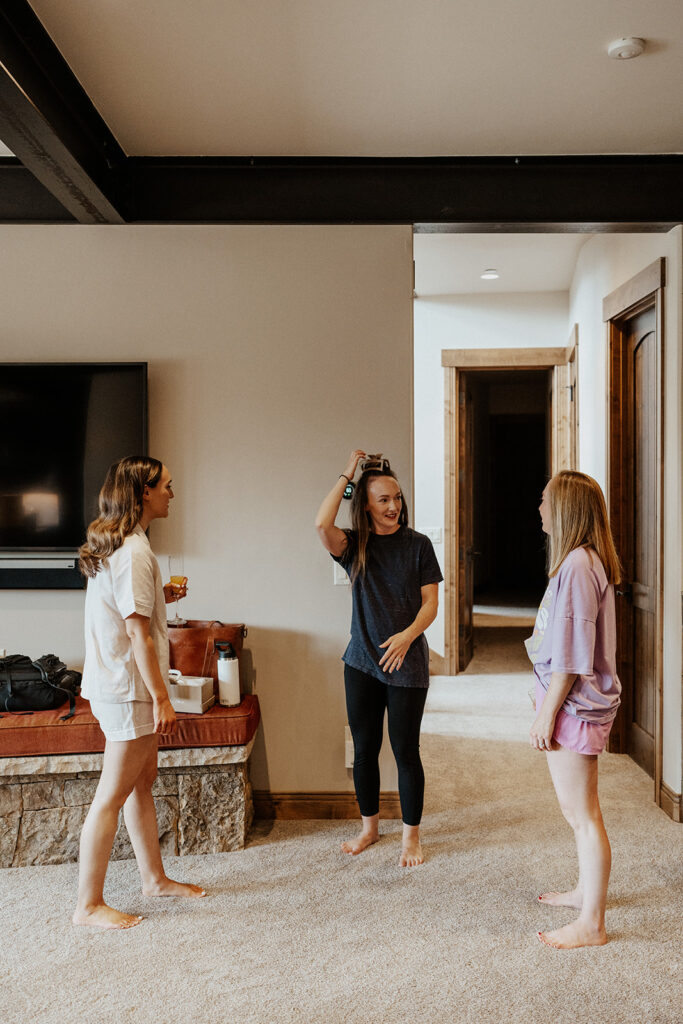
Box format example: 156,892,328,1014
0,363,147,553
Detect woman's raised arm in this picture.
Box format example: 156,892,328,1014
315,449,365,557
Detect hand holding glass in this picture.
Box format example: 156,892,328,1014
168,557,188,626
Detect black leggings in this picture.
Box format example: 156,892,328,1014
344,664,428,827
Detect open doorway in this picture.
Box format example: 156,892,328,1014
468,369,549,616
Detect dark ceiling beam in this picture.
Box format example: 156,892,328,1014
0,0,127,223
0,158,74,221
128,155,683,228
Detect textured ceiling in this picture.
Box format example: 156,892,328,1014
28,0,683,157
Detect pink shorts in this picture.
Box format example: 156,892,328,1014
535,680,612,755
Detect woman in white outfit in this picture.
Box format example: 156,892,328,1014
73,456,206,930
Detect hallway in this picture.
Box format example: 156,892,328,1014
2,625,682,1024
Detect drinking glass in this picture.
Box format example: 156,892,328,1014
167,555,188,627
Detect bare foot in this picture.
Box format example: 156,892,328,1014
341,831,379,855
538,889,582,909
399,835,424,868
537,919,607,949
142,879,207,898
73,904,143,930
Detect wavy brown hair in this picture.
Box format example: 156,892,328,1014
348,469,409,580
79,456,162,578
546,470,621,584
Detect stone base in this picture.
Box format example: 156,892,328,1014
0,746,254,867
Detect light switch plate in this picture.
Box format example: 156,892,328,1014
333,562,350,586
344,725,354,767
423,527,442,544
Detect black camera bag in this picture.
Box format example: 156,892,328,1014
0,654,82,720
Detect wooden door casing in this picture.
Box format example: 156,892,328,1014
457,373,474,670
629,309,657,775
443,346,577,675
605,257,664,800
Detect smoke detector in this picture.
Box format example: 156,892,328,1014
607,37,645,60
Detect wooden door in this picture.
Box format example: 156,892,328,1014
457,372,474,670
626,307,657,776
606,258,664,797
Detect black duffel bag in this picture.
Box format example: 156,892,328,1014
0,654,82,720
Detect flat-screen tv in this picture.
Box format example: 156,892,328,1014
0,362,147,588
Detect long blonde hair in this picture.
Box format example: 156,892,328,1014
348,470,409,581
79,456,162,578
546,470,621,584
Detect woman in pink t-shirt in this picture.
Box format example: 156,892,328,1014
526,470,622,950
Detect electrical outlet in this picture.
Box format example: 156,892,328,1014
333,562,350,586
344,725,354,767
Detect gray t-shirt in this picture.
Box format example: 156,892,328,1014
333,526,443,688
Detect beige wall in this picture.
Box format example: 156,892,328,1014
0,224,414,792
569,227,683,794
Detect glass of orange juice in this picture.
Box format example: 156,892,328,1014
168,556,188,626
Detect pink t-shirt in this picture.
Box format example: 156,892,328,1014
525,546,621,725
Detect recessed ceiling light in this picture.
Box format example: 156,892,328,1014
480,269,499,280
607,37,645,60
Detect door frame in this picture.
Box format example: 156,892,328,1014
442,342,578,675
604,257,665,805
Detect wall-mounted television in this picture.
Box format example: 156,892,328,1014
0,362,147,589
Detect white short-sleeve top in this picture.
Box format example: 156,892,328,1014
82,524,169,703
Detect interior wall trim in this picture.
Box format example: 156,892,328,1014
659,782,682,823
253,790,401,820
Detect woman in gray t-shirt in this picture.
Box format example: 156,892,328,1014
316,450,442,867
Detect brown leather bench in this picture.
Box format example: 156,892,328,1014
0,693,260,758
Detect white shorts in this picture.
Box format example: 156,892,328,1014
89,699,155,742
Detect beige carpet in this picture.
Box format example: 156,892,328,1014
2,627,682,1024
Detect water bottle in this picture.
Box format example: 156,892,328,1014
216,641,240,706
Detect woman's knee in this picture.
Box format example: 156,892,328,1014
389,733,422,770
135,762,158,793
93,779,135,813
352,740,382,767
557,795,602,832
348,721,383,763
557,798,580,829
